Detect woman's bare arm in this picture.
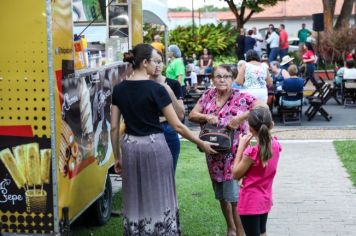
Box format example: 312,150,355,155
162,104,217,154
282,69,290,79
110,105,122,174
265,68,273,86
235,64,246,85
188,102,209,123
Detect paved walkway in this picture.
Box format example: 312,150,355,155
268,140,356,236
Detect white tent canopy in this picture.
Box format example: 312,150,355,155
143,10,167,26
142,0,168,27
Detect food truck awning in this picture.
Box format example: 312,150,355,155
142,0,168,27
143,10,167,26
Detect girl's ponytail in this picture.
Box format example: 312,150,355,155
258,124,272,165
248,107,273,165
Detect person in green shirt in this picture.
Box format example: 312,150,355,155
298,23,312,44
166,45,185,86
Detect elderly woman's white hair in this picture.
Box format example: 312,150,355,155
168,44,182,58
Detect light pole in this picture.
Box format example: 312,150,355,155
192,0,195,38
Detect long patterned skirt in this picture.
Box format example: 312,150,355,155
121,133,180,235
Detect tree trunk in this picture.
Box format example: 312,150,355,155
322,0,336,30
335,0,355,30
237,17,244,30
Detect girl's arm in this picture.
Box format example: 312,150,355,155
232,134,254,180
110,105,122,174
235,64,246,85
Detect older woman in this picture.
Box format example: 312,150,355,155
166,44,185,86
189,64,265,236
235,49,273,103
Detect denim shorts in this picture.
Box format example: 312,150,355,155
212,179,239,203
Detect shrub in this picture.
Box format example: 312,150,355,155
213,55,237,65
143,23,165,44
319,26,356,65
168,23,238,58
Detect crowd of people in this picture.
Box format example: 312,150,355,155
109,22,355,236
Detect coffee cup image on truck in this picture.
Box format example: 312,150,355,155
0,145,51,213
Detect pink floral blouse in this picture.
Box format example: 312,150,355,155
198,88,256,182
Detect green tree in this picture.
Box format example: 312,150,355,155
222,0,287,29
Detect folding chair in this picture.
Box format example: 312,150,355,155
342,78,356,107
279,92,304,125
308,75,326,97
305,84,332,121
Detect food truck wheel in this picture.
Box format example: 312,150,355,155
91,174,113,225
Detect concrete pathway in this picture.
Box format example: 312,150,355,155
268,140,356,236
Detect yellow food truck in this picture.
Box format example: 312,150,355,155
0,0,142,235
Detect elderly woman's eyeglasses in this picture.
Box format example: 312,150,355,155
214,74,232,80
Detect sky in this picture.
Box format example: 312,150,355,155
167,0,229,10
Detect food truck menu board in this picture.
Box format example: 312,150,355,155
0,138,54,234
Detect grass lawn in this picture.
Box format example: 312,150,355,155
334,140,356,187
72,141,227,235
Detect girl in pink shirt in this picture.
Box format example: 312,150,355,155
232,107,281,236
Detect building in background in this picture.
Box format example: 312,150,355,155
168,0,355,37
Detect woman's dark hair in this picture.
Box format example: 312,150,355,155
245,49,260,62
156,50,163,59
346,59,355,69
123,43,154,70
248,107,273,165
305,42,314,53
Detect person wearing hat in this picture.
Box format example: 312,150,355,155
280,55,294,71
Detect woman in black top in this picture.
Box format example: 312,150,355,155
150,51,185,174
111,44,216,235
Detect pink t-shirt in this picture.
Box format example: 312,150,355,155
237,137,282,215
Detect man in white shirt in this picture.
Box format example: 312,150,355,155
266,26,280,62
252,27,263,57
